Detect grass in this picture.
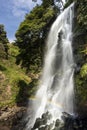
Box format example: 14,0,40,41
0,44,32,107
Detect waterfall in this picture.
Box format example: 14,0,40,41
26,2,75,130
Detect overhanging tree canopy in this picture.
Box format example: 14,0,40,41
15,2,58,72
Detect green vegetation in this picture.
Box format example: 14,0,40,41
75,65,87,107
0,0,58,108
0,0,87,114
75,0,87,111
65,0,87,36
42,0,54,7
15,1,58,72
0,24,9,59
75,44,87,111
77,0,87,32
64,0,87,111
80,63,87,78
0,44,34,107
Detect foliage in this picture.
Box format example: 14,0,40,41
15,3,58,72
16,0,87,73
0,44,32,107
0,24,9,59
75,43,87,109
42,0,54,7
65,0,87,36
64,0,75,8
80,63,87,78
65,1,87,110
8,43,19,57
75,72,87,106
77,0,87,31
32,0,54,7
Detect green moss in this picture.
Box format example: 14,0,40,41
80,63,87,78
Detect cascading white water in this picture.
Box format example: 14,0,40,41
26,2,75,130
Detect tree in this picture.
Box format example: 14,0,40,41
0,24,9,59
42,0,54,7
15,3,58,72
77,0,87,31
32,0,54,6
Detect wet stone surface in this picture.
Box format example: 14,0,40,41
0,110,87,130
31,112,87,130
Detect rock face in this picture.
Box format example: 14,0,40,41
1,110,87,130
31,112,87,130
0,106,27,130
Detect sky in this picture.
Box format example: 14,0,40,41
0,0,42,42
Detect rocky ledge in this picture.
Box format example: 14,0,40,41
0,106,27,130
31,112,87,130
1,108,87,130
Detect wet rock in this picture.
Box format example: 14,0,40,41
29,111,87,130
0,106,27,130
0,125,10,130
33,118,42,129
73,121,79,129
1,106,8,112
62,112,73,119
42,111,52,124
17,111,23,119
2,109,82,130
32,111,52,129
73,118,83,130
39,125,51,130
55,119,60,127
